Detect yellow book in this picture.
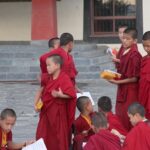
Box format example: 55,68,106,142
36,100,43,110
100,70,121,80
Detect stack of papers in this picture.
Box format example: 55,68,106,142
77,92,95,105
106,47,118,56
22,138,47,150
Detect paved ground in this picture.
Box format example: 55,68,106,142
0,79,117,142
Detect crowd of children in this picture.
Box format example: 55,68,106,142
1,29,150,150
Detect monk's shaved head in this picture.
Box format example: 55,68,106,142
91,112,108,128
124,28,138,39
0,108,16,120
97,96,112,112
77,96,90,113
128,102,145,117
142,31,150,41
47,54,63,68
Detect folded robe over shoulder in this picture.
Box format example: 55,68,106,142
36,72,76,150
73,114,94,150
116,44,142,131
107,112,128,136
139,55,150,120
122,121,150,150
83,129,121,150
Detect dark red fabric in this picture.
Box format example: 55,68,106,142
83,129,121,150
107,112,128,136
39,47,78,84
40,47,78,131
122,121,150,150
139,55,150,120
0,127,12,150
115,45,124,73
40,50,54,73
36,72,76,150
115,44,142,131
73,115,94,150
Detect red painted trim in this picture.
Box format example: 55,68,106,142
32,0,57,40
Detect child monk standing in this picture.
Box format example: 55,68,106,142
109,28,142,131
36,54,76,150
139,31,150,120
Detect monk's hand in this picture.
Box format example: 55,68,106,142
52,88,63,98
34,104,40,113
112,56,120,63
108,79,119,84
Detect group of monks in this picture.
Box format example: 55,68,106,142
34,29,150,150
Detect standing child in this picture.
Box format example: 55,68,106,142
139,31,150,120
0,108,32,149
112,25,128,72
36,54,76,150
83,112,121,150
122,102,150,150
97,96,127,136
40,37,60,74
73,96,94,150
109,28,142,131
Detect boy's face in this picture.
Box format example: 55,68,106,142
128,113,138,126
86,100,93,114
68,41,74,53
46,58,60,75
118,27,127,42
0,116,16,133
54,40,60,49
122,33,137,49
142,39,150,55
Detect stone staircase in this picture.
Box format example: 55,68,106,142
0,42,115,82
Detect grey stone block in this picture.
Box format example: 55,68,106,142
30,66,40,72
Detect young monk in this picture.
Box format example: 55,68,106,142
98,96,127,136
36,54,76,150
0,108,32,149
112,25,128,72
83,112,121,150
40,37,60,73
109,28,142,131
122,102,150,150
139,31,150,120
73,96,94,150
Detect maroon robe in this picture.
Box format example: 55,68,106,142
122,121,150,150
83,129,121,150
139,55,150,120
73,115,94,150
107,112,128,136
36,72,76,150
115,44,142,131
40,47,78,130
115,45,124,73
0,127,12,150
40,51,54,73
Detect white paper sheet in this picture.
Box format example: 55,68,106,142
77,92,95,105
22,138,47,150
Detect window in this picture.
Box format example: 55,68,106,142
91,0,136,37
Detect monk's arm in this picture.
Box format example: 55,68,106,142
51,88,72,99
7,141,26,149
34,87,44,105
109,77,138,84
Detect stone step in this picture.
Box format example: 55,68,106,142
0,43,113,81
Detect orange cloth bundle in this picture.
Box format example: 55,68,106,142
36,100,43,110
100,70,121,80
